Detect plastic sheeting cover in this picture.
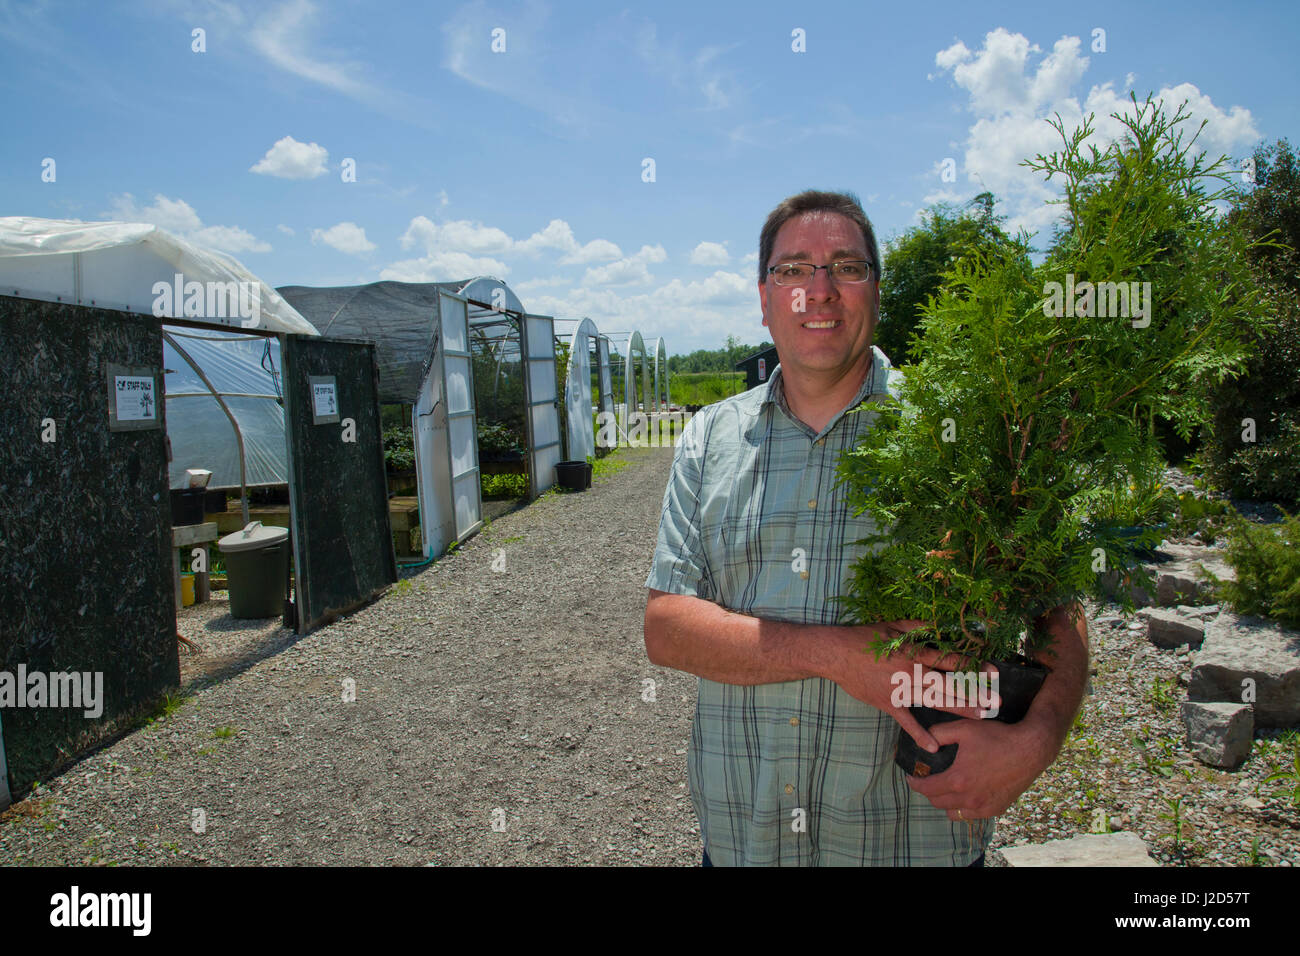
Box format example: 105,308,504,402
0,217,318,335
164,328,288,489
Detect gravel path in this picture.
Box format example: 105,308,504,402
1,446,701,866
1,447,1295,866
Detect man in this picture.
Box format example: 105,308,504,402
643,190,1088,866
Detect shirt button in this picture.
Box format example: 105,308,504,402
789,717,799,727
816,438,825,446
807,499,817,509
784,784,794,794
799,570,809,580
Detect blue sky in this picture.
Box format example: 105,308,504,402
2,0,1295,354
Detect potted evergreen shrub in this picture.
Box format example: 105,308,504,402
837,96,1269,776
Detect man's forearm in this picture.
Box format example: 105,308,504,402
644,589,857,686
1023,602,1090,759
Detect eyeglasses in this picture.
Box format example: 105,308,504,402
767,260,875,286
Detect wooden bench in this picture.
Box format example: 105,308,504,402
389,497,420,557
173,522,219,608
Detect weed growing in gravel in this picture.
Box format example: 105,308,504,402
1132,731,1176,778
1158,795,1187,849
212,726,238,739
143,691,191,730
1146,676,1180,713
394,579,413,595
1259,743,1300,806
1247,837,1267,866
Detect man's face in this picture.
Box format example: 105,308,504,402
759,210,879,382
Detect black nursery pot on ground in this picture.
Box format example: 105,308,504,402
555,460,592,491
895,652,1049,777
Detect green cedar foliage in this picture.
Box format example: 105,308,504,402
1209,510,1300,629
836,95,1269,663
1198,139,1300,505
875,192,1018,366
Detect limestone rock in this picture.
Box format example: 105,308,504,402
1148,543,1234,608
1189,612,1300,727
1140,608,1206,649
1181,701,1253,768
1098,569,1154,608
1000,832,1157,867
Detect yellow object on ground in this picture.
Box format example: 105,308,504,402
181,574,195,607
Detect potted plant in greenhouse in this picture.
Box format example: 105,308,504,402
836,96,1268,776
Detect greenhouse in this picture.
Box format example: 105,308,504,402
278,278,561,556
0,217,400,798
552,317,612,462
596,330,676,447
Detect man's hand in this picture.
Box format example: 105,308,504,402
828,624,1001,755
904,601,1089,821
905,711,1054,819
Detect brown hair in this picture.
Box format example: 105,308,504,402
758,190,880,284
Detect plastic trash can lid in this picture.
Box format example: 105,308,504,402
218,520,289,553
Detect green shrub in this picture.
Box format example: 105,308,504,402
383,424,415,472
1198,139,1300,506
836,96,1268,663
1167,492,1234,540
1085,451,1177,528
478,421,525,456
1198,411,1300,507
1208,510,1300,628
481,473,529,499
670,371,745,406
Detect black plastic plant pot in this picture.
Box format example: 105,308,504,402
555,460,589,491
894,653,1049,778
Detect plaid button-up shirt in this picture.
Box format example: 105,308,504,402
645,347,993,866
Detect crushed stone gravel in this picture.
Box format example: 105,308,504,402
1,446,1294,866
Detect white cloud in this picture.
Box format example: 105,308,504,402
633,20,740,111
931,29,1261,238
190,225,271,254
311,221,376,255
168,0,434,126
513,276,572,292
414,218,513,255
582,259,654,287
277,223,296,236
107,193,202,233
516,220,622,264
525,269,758,353
690,241,729,266
582,245,667,287
380,251,510,282
394,215,622,275
248,0,382,102
441,5,595,134
250,135,329,179
105,193,270,254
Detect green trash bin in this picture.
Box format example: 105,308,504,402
218,521,289,619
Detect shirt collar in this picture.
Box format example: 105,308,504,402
758,346,892,422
